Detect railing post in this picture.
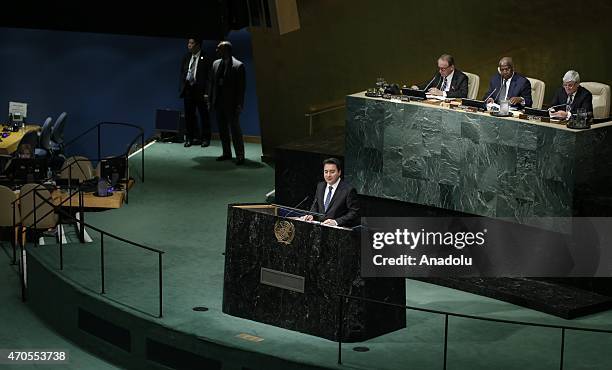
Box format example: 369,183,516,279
158,253,163,318
12,203,17,265
97,124,101,164
141,133,145,182
59,224,63,270
337,295,344,364
19,239,26,302
32,190,38,247
443,314,449,370
79,191,85,243
125,155,129,205
559,328,565,370
100,233,105,294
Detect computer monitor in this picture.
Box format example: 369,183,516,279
100,156,128,187
155,109,183,133
11,158,48,183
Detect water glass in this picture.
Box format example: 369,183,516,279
499,99,509,115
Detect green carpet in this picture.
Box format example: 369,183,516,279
9,140,612,369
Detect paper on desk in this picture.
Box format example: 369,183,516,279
426,94,449,101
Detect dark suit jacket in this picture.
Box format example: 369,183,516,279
483,72,532,107
208,56,246,111
418,69,469,98
550,85,593,115
310,180,359,227
179,51,212,98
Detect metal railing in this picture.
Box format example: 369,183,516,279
336,294,612,369
305,101,346,136
63,121,145,183
12,186,164,318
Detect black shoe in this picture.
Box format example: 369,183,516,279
184,141,192,148
201,141,210,147
216,155,232,161
236,157,245,165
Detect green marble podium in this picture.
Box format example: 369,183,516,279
345,92,612,221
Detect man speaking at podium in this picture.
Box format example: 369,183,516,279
302,158,359,227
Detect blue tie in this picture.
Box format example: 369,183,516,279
324,186,333,212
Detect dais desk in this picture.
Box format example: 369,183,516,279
345,92,612,221
0,124,41,155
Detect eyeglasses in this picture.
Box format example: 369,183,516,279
562,82,577,88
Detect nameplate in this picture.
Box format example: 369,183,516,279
260,268,305,293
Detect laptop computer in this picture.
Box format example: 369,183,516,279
524,107,550,118
401,88,427,100
462,99,486,111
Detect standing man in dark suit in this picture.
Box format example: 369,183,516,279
209,41,246,165
549,70,593,120
303,158,359,227
180,38,212,148
483,57,532,108
411,54,469,98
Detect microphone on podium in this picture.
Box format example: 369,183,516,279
281,196,310,218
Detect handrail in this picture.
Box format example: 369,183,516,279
336,293,612,368
61,121,145,182
304,100,346,136
16,187,164,318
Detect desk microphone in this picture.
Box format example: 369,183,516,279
484,87,498,102
422,74,438,92
283,196,310,218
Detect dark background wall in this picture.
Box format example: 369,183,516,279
0,27,260,160
250,0,612,158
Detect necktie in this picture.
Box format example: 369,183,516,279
502,80,508,100
441,77,448,91
567,94,574,106
324,186,333,212
187,55,197,85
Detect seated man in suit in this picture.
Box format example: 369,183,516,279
549,70,593,120
411,54,469,98
483,57,532,108
302,158,359,227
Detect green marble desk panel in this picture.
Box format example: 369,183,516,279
345,92,612,220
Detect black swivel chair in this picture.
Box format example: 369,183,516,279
50,112,67,152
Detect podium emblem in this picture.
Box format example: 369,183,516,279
274,220,295,245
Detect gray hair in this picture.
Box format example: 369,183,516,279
438,54,455,66
563,70,580,83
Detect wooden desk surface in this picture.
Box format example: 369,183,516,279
57,189,125,209
0,124,41,155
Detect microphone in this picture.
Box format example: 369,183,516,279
282,196,310,218
484,87,498,102
495,74,504,101
422,74,438,92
